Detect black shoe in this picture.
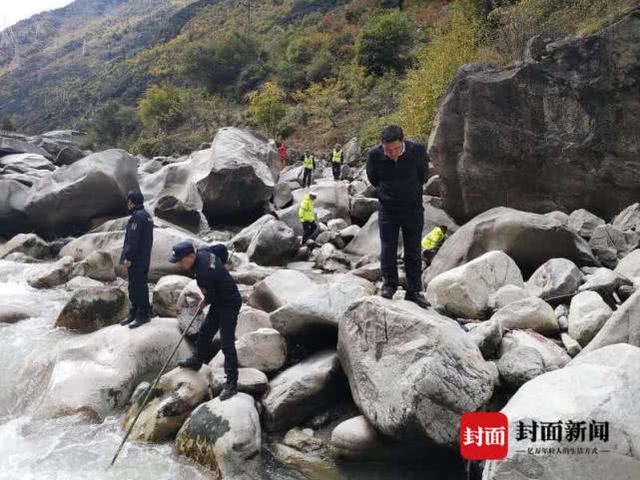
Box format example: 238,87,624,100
380,285,396,299
128,316,151,329
178,356,203,371
405,292,430,309
120,315,135,326
219,383,238,401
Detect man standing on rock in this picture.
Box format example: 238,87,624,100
169,241,241,401
120,190,154,329
366,125,430,309
299,191,318,244
331,143,343,181
302,151,315,188
278,141,287,169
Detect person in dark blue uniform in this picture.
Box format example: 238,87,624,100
169,241,241,401
366,125,430,309
120,190,154,329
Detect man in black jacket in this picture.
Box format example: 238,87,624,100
120,190,154,328
366,125,430,309
169,241,241,401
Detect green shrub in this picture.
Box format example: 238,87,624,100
138,84,185,131
247,82,290,138
356,10,414,75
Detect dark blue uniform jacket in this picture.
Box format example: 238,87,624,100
120,205,154,269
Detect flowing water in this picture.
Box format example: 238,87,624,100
0,259,466,480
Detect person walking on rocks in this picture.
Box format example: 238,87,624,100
299,191,318,244
302,151,315,188
120,190,154,329
331,143,343,181
169,241,241,401
366,125,430,309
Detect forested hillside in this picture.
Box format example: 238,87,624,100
0,0,636,156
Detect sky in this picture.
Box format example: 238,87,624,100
0,0,74,31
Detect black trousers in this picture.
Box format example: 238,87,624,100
378,208,424,293
302,168,313,187
195,304,240,384
302,221,317,244
128,266,151,319
332,162,341,180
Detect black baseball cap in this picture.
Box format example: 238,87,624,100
169,241,196,263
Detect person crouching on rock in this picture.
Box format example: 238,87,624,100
169,241,241,401
421,224,448,266
120,190,154,329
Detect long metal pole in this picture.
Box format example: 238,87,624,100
108,306,203,468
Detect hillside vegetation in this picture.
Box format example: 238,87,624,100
0,0,637,156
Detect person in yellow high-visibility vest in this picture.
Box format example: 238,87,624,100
421,225,448,265
331,143,343,181
302,152,315,188
298,191,318,244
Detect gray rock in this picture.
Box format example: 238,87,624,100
344,212,380,257
176,393,262,479
209,367,268,398
560,332,581,357
36,318,191,419
426,251,524,319
0,233,51,259
567,291,612,347
339,296,496,447
488,285,531,311
351,261,381,283
499,329,571,371
71,249,116,282
291,181,351,224
467,319,503,359
0,179,30,237
66,276,104,289
589,224,638,268
579,290,640,355
568,209,605,239
153,275,192,317
612,202,640,232
248,269,315,313
263,350,343,432
270,274,375,337
496,346,546,390
27,256,74,288
525,258,584,299
424,208,598,285
484,344,640,480
338,224,360,243
54,286,129,333
342,138,360,165
349,197,378,226
273,182,293,209
246,219,299,266
425,174,441,197
210,328,287,374
492,297,559,335
614,249,640,280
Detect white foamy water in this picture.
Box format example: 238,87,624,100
0,260,209,480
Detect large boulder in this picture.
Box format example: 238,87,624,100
614,248,640,280
612,202,640,232
54,286,129,333
198,128,277,225
349,197,378,226
344,212,380,258
579,290,640,355
176,394,262,479
487,284,531,311
248,269,315,313
27,256,74,289
0,133,52,158
430,13,640,225
273,182,293,209
123,367,210,442
262,350,344,432
270,274,376,337
339,297,497,447
246,219,299,266
525,258,584,299
228,214,275,252
209,367,268,398
34,318,191,419
153,275,192,317
483,344,640,480
59,217,204,282
496,345,546,390
424,208,598,284
23,149,139,236
426,251,524,319
567,291,612,347
499,329,571,371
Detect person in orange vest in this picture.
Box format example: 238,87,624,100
278,142,287,169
